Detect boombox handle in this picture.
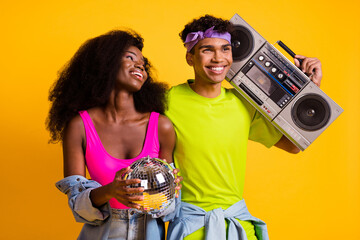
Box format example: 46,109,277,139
276,40,303,66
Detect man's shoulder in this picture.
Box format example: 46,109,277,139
168,82,191,98
223,87,257,114
224,87,243,98
169,82,189,91
224,88,249,103
166,82,189,115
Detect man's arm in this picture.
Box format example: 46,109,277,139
274,55,323,154
274,135,300,154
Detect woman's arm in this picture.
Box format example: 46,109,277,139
62,115,87,177
158,115,176,163
59,116,110,224
158,115,182,197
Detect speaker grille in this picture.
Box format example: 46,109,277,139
231,25,254,61
292,94,331,131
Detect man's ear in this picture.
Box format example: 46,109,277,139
186,52,194,66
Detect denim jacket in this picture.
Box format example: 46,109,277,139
56,175,178,240
166,200,269,240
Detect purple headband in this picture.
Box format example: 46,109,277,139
184,26,232,52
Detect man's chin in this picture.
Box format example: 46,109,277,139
208,76,226,84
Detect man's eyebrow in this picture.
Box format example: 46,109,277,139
198,43,232,49
198,45,214,50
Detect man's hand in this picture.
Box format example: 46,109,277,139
294,55,322,87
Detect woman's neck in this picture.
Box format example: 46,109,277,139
103,90,139,122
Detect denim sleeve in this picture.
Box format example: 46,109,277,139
55,175,110,226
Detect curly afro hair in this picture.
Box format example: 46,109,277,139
179,14,234,52
46,29,168,143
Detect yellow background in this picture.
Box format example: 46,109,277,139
1,0,359,239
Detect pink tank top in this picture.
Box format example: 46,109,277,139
79,111,160,209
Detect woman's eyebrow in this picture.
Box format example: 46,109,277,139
125,51,145,62
125,50,137,56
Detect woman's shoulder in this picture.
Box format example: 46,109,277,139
157,114,174,133
67,113,84,128
62,113,86,150
156,113,176,157
65,108,98,140
65,113,85,137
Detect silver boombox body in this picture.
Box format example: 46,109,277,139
226,14,343,151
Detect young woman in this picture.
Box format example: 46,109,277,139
47,29,181,240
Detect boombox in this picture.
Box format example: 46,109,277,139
226,13,343,151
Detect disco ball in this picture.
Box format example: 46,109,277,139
124,156,176,215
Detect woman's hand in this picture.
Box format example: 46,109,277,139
109,167,144,209
172,167,183,198
163,158,183,198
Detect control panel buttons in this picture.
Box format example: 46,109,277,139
258,55,265,61
277,95,291,108
271,67,278,73
264,61,272,67
276,73,286,82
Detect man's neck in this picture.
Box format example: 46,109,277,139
189,81,222,98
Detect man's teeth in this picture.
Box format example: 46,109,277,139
210,67,224,71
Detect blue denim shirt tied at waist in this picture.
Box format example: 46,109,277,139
56,174,177,240
167,200,269,240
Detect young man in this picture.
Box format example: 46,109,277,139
165,15,322,240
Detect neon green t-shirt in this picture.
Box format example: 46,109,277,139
165,81,282,239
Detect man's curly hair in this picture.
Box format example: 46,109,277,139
46,30,168,143
179,14,234,52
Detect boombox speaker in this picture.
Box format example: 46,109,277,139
227,13,343,151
